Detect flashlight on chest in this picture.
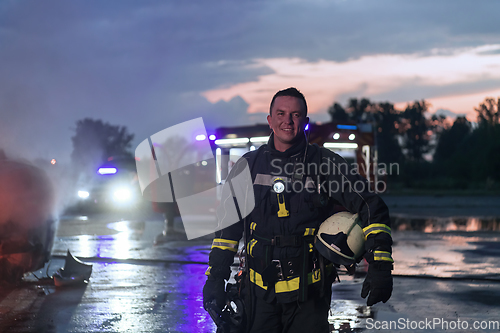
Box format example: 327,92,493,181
272,178,289,217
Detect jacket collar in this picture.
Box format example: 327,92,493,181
267,132,307,158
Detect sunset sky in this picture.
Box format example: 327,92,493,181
1,0,499,162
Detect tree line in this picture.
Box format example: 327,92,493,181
328,97,500,190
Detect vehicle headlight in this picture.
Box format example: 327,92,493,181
113,187,132,202
78,190,90,199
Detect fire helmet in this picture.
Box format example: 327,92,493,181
315,211,365,265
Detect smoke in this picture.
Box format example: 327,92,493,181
0,156,55,232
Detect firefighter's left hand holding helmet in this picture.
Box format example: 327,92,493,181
314,212,393,305
361,252,393,306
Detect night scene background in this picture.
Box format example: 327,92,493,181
1,1,500,332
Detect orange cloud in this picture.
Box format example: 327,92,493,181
203,45,500,120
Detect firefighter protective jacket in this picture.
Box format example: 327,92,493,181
207,134,393,303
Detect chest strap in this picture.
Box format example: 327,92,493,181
272,235,302,247
254,234,315,248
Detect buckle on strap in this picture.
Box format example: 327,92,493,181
273,260,284,281
261,257,303,284
271,235,302,247
262,259,285,283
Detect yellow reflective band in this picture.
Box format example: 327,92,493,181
275,277,300,293
205,266,212,276
309,243,314,252
249,268,267,290
250,222,257,231
303,228,316,236
373,250,394,262
363,223,392,239
247,239,258,257
307,263,333,284
249,268,300,293
308,268,321,284
211,238,238,252
250,264,336,293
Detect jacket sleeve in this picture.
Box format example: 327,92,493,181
206,156,251,280
320,148,393,263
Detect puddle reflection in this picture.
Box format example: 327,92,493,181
392,216,500,279
175,264,215,332
393,216,500,233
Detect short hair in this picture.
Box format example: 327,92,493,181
269,87,308,116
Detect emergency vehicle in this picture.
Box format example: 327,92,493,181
211,122,383,192
73,156,145,213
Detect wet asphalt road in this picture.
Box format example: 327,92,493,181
1,211,218,333
1,196,500,333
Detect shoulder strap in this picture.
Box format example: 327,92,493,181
245,144,266,181
306,143,323,181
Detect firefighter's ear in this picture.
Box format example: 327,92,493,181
267,114,272,130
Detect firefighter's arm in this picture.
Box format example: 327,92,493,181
203,203,244,311
206,155,251,279
321,150,393,305
204,198,244,311
320,149,392,255
203,157,249,310
361,218,393,306
206,222,243,280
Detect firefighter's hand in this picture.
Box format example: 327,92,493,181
203,276,226,311
361,262,393,306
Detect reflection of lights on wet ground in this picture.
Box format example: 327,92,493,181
466,218,481,232
106,221,133,259
328,297,371,331
397,216,500,233
176,264,216,333
112,232,131,260
77,235,95,258
392,216,500,278
108,221,132,232
105,268,135,331
392,237,468,277
91,263,163,332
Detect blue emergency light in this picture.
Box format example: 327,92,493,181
98,167,118,175
337,124,357,130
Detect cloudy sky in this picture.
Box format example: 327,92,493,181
1,0,500,163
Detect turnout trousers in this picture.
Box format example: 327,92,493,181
247,290,331,333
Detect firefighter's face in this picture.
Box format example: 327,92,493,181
267,96,309,152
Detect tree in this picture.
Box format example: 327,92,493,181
469,97,500,182
346,98,373,123
71,118,135,175
433,116,471,162
431,98,500,185
327,102,349,122
401,100,430,162
475,97,499,127
429,114,449,138
373,102,404,164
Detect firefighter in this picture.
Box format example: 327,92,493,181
203,88,393,333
